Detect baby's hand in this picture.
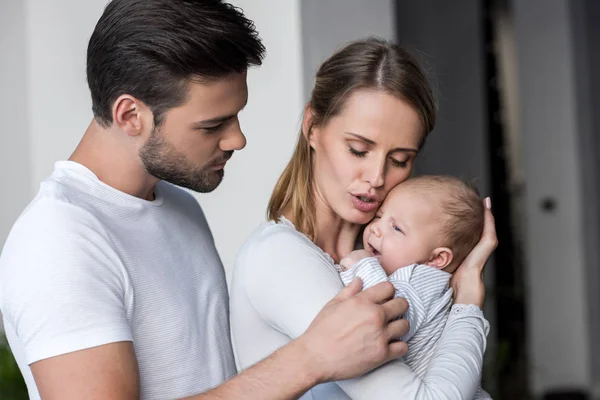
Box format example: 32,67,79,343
340,249,374,271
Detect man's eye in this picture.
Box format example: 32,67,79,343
203,124,223,133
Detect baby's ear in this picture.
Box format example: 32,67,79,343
425,247,453,269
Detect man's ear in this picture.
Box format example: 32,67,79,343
112,94,148,137
425,247,453,270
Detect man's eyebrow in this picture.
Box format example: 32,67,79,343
192,104,247,128
192,115,236,128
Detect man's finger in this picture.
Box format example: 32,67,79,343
381,297,408,322
385,317,410,341
357,281,395,304
331,277,363,303
386,340,409,361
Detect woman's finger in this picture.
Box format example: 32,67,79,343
458,198,498,272
480,198,498,250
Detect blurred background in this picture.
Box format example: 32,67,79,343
1,0,599,399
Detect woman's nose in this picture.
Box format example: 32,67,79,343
366,156,385,188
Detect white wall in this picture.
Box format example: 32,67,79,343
0,0,109,247
198,0,304,280
25,0,109,191
0,0,32,251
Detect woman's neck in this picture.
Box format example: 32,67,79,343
312,194,361,264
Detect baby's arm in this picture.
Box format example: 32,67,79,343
338,253,422,341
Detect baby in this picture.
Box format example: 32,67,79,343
338,175,491,399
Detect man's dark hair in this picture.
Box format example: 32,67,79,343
87,0,265,127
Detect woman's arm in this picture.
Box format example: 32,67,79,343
241,203,497,399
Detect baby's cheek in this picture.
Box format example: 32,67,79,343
380,258,397,275
362,226,372,248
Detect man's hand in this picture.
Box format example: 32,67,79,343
339,249,374,271
296,278,409,383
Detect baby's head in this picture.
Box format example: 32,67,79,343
363,175,484,275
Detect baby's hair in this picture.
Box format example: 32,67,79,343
405,175,484,269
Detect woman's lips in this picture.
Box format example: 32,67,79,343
351,195,380,212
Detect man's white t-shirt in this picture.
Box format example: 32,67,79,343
0,161,235,399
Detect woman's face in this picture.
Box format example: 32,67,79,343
307,89,424,225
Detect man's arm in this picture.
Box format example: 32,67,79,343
31,342,140,400
31,279,409,400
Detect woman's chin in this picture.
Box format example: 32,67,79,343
344,208,375,225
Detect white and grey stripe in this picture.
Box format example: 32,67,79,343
339,257,492,399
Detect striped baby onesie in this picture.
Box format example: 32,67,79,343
339,257,492,399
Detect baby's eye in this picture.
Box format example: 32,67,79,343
393,225,403,233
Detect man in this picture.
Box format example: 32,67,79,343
0,1,410,399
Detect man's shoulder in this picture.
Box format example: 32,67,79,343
14,190,107,237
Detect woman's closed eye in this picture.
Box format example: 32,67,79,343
390,157,409,168
348,146,367,158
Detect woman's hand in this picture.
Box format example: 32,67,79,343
451,198,497,307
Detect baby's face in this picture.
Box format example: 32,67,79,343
362,184,446,275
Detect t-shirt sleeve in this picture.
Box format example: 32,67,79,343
0,199,132,364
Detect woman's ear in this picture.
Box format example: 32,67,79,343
302,103,317,149
425,247,453,270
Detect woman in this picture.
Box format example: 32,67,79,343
230,38,496,399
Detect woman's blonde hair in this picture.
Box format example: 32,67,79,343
267,38,438,241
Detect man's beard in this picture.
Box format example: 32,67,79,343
139,127,232,193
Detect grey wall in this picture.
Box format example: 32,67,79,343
300,0,395,100
395,1,489,187
394,0,496,391
514,0,594,394
572,0,600,395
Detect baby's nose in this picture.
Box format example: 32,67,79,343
371,225,382,237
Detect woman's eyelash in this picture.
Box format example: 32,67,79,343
348,146,409,167
391,159,408,168
348,147,367,157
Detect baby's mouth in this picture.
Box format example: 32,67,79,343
367,243,381,256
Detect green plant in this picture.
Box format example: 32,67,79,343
0,333,28,400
